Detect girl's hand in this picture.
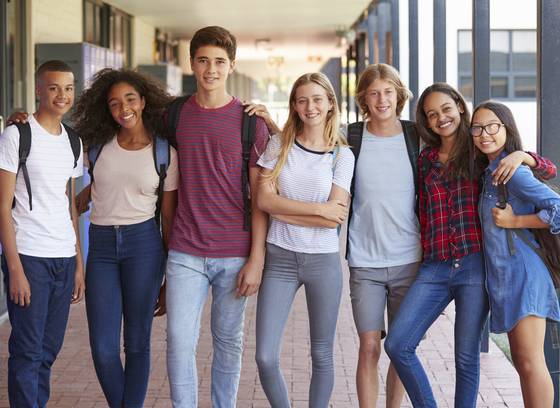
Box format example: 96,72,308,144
492,203,517,228
320,199,348,224
492,151,525,185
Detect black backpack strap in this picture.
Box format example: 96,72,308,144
61,123,81,221
498,183,517,255
62,123,81,169
87,143,104,182
153,135,170,229
241,111,257,231
345,121,364,259
14,122,33,210
167,95,191,148
401,119,421,218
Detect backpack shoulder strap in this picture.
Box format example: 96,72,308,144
497,183,518,256
14,122,33,210
87,143,103,182
153,135,170,229
167,95,191,148
345,121,365,259
241,111,257,231
401,119,421,218
62,122,81,168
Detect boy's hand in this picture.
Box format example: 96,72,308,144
236,257,263,299
154,281,167,317
6,111,29,126
71,267,85,304
10,269,31,306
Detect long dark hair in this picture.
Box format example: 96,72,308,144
70,67,175,150
415,83,473,181
471,100,523,180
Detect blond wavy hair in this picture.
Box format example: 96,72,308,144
262,72,347,187
356,63,413,120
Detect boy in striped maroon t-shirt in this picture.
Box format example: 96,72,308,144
163,26,269,408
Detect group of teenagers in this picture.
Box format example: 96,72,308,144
0,23,559,408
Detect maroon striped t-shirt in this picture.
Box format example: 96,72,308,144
168,96,268,257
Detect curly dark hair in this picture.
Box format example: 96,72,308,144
70,67,175,150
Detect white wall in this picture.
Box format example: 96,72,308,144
131,17,156,66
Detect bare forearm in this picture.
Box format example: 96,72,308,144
271,213,339,229
258,189,324,217
0,209,22,272
512,213,550,229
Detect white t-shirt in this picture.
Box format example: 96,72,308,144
258,134,355,254
341,123,422,267
87,135,179,226
0,115,83,258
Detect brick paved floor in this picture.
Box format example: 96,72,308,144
0,234,524,407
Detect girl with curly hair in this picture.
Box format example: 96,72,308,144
255,72,354,407
72,67,178,408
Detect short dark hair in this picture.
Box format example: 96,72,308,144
36,60,73,84
190,26,237,62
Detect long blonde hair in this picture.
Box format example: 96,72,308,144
263,72,347,186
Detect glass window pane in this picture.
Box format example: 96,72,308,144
115,15,122,52
458,30,472,53
95,5,101,46
459,76,472,99
490,31,509,71
491,77,508,98
514,76,536,98
85,2,94,43
512,31,536,72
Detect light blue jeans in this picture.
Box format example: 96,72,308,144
165,249,248,408
384,251,489,408
255,243,343,408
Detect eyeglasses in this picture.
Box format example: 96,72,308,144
469,123,505,137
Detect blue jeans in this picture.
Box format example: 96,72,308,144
85,219,165,408
255,244,343,408
165,249,248,408
384,251,489,408
2,253,75,408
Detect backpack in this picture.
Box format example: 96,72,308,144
12,121,81,214
498,182,560,288
166,95,257,231
345,120,420,257
87,135,170,229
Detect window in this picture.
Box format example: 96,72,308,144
84,0,131,66
458,30,536,100
155,29,179,65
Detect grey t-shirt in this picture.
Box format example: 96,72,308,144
342,123,422,267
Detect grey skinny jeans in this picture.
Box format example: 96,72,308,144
255,243,343,408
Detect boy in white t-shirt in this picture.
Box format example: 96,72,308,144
0,60,84,407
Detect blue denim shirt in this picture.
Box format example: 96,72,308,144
479,151,560,333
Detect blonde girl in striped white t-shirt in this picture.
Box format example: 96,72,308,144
255,72,355,408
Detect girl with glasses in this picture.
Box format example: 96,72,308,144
384,83,556,408
472,100,560,407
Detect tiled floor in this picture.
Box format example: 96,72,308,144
0,238,523,407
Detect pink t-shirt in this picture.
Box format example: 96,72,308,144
88,135,178,226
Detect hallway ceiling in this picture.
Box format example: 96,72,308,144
106,0,374,77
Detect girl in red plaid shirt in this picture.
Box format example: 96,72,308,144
385,83,556,408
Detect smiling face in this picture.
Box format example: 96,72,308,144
471,108,508,163
423,91,464,142
190,45,235,94
364,79,399,124
35,71,75,118
292,82,333,129
107,82,145,131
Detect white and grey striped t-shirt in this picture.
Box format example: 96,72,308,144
0,115,83,258
258,134,354,254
